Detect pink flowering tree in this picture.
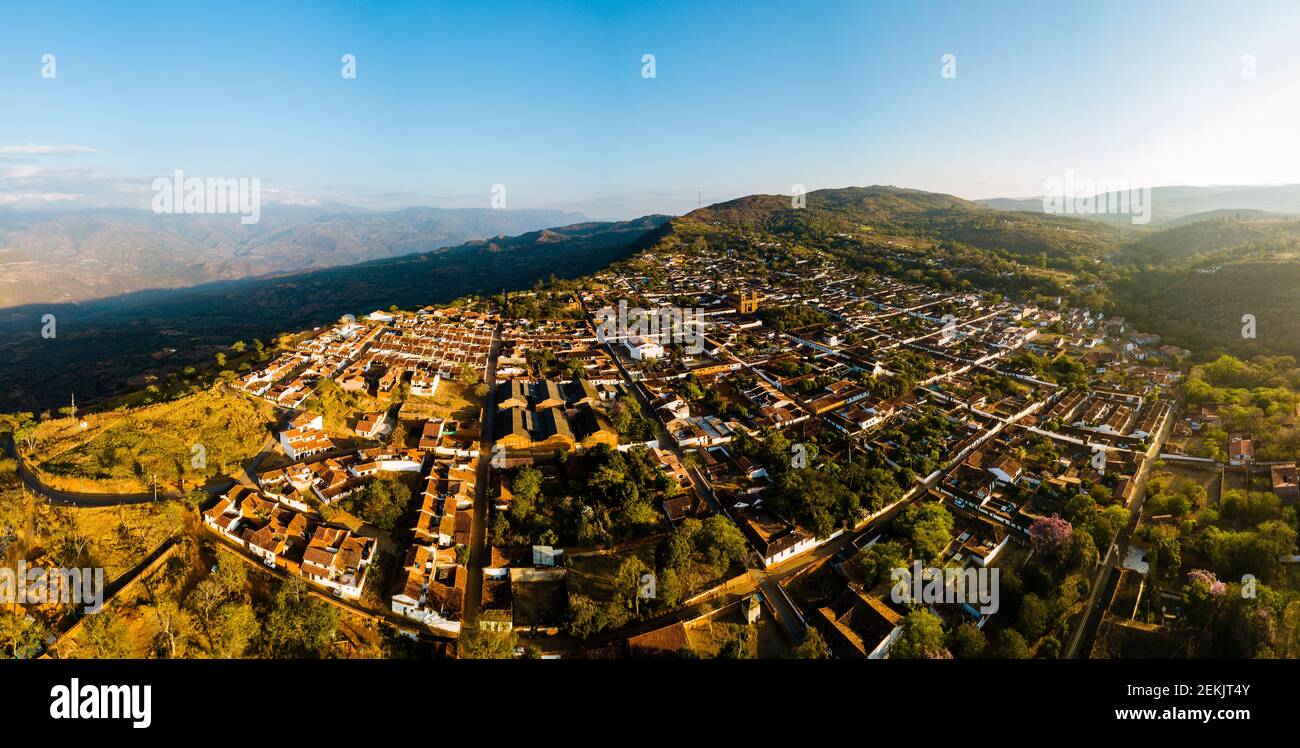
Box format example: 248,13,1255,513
1029,514,1073,559
1187,568,1227,596
1184,568,1228,627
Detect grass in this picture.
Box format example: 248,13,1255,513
399,379,482,423
512,576,569,628
12,500,179,583
31,388,277,494
307,380,387,436
685,606,788,658
566,540,659,601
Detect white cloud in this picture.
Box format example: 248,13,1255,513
0,144,99,155
0,192,82,204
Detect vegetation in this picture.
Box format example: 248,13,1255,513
340,473,413,531
27,389,276,494
497,445,672,548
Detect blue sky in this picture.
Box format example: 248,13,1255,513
2,0,1299,220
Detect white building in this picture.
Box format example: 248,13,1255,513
624,335,665,361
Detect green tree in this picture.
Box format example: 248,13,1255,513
890,609,950,659
859,540,907,586
210,601,257,658
947,622,988,659
992,629,1032,659
787,627,831,659
343,474,410,530
458,627,518,659
1016,593,1049,642
0,611,47,658
899,502,954,563
509,466,543,523
79,610,129,659
263,578,340,657
696,516,749,572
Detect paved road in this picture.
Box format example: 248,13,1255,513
461,321,501,627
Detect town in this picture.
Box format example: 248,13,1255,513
149,229,1272,660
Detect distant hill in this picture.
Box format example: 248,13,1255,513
1121,216,1300,266
679,185,1120,260
978,184,1300,226
0,214,665,412
0,205,587,308
1161,208,1292,228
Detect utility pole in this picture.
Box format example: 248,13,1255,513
69,392,76,421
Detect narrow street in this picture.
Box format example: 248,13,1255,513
461,321,502,627
1064,408,1176,659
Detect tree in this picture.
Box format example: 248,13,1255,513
695,516,749,572
717,634,751,659
859,540,907,586
992,629,1032,659
152,601,195,658
263,578,339,657
566,593,628,638
509,467,542,522
212,553,248,598
343,474,410,530
655,567,684,609
210,602,257,658
1016,593,1049,642
458,627,517,659
787,628,831,659
657,528,693,572
890,609,950,659
0,611,47,658
1029,514,1073,559
489,511,511,546
899,502,954,563
0,412,38,453
947,623,988,659
78,610,129,658
613,556,652,612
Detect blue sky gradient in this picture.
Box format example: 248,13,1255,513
2,0,1299,219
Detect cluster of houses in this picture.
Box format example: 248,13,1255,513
235,320,386,407
388,457,480,633
364,310,494,398
497,318,622,383
561,239,1185,655
235,307,496,408
203,486,377,600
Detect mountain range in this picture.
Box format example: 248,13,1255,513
978,184,1300,226
0,205,585,307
